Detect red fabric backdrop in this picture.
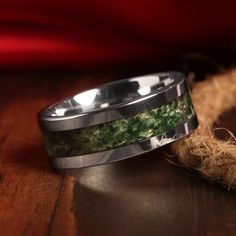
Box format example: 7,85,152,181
0,0,235,69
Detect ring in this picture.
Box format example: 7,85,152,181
38,72,198,169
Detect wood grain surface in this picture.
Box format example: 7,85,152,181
0,73,236,236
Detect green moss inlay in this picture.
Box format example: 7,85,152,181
43,93,195,157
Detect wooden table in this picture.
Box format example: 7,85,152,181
1,72,236,236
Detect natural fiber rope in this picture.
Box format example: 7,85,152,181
171,69,236,188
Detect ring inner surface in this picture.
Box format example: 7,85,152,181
44,74,175,118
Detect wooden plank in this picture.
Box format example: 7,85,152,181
0,84,61,235
0,75,68,236
49,175,76,236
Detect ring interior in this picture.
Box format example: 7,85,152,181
43,73,176,118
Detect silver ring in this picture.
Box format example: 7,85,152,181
38,71,198,169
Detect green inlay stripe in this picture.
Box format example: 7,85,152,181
43,93,195,157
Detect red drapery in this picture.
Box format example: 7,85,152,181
0,0,235,69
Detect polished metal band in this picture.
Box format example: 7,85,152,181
38,72,198,169
39,72,188,131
